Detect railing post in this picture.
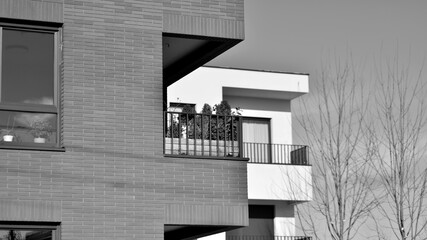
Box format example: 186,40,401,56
178,112,181,154
170,112,174,155
185,113,189,155
209,114,212,156
223,115,227,157
163,111,166,154
238,116,243,158
216,115,219,157
193,113,196,155
231,116,234,157
201,114,204,156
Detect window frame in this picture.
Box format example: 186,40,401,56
0,222,61,240
0,22,63,150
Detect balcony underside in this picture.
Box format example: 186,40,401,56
163,33,241,88
164,204,249,240
165,225,238,240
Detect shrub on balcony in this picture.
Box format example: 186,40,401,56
166,101,241,141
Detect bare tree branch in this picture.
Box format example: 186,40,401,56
295,55,378,240
369,54,427,240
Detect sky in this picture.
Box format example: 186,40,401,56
210,0,427,147
211,0,427,75
210,1,427,239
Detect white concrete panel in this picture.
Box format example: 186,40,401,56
274,203,295,236
275,217,295,236
206,67,309,94
247,164,312,201
168,66,309,112
199,232,225,240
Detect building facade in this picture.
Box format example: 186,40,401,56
0,1,247,239
167,67,312,240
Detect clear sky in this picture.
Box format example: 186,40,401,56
211,0,427,75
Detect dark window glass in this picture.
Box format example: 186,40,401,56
0,110,57,146
0,229,54,240
249,205,275,219
0,229,52,240
2,29,54,105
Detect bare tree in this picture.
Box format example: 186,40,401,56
368,56,427,240
296,57,378,240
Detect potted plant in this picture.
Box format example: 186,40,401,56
1,116,15,142
1,129,15,142
29,119,52,143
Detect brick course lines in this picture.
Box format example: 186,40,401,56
0,0,246,239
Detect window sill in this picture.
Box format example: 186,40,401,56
0,144,65,152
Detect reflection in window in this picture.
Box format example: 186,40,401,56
2,29,54,105
0,230,52,240
0,111,57,145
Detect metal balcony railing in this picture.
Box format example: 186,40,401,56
164,111,243,158
226,236,312,240
244,142,309,165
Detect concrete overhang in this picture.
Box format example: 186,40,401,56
163,34,242,87
205,66,310,101
223,87,305,101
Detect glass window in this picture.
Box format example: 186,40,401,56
0,24,60,148
0,110,57,145
0,223,60,240
2,29,55,105
242,118,270,144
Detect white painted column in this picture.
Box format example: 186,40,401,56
274,203,295,236
199,232,226,240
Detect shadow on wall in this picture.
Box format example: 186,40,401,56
224,95,291,113
227,205,274,237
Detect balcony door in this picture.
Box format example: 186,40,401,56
243,118,271,163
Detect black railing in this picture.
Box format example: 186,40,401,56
243,142,309,165
164,111,243,158
226,236,312,240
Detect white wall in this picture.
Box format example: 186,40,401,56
168,67,308,111
168,67,308,144
274,203,296,236
224,95,292,144
247,164,312,201
199,232,225,240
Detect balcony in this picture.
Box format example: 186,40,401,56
243,143,309,165
164,111,244,159
246,143,312,201
226,236,312,240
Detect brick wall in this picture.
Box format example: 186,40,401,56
163,0,244,21
0,0,246,239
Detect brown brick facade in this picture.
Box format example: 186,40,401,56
0,0,246,239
